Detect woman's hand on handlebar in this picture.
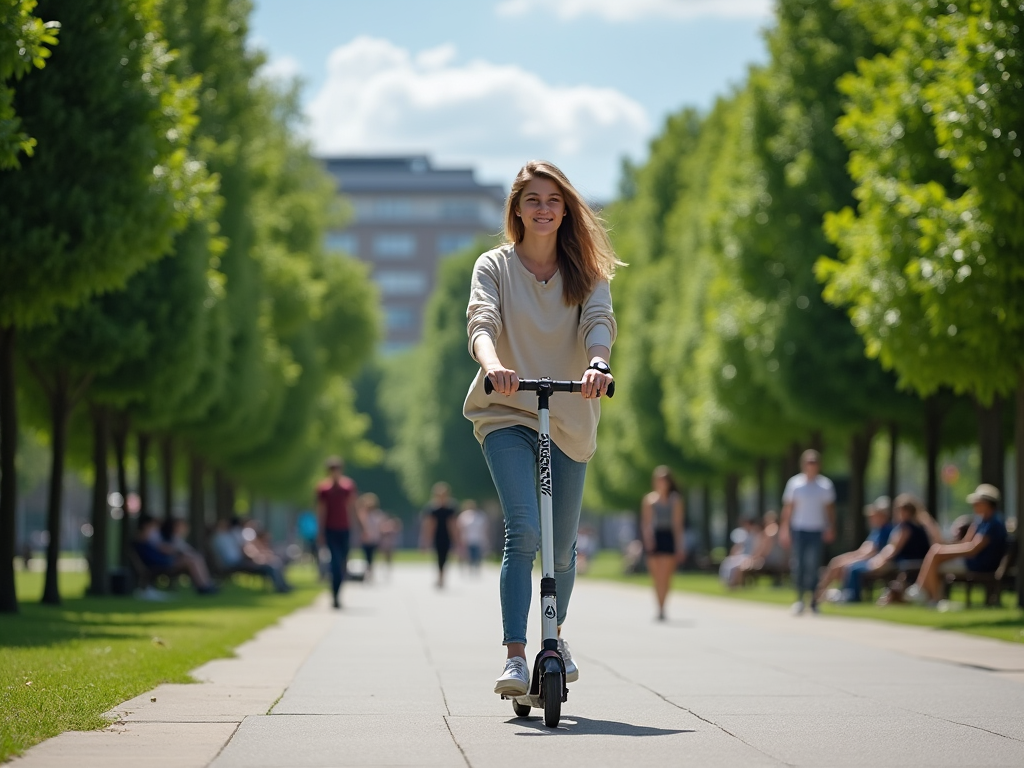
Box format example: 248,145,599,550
485,365,519,397
580,367,613,399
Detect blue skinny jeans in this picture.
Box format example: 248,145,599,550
482,425,587,647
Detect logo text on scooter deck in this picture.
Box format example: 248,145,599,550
538,433,552,498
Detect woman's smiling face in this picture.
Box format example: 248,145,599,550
516,176,565,237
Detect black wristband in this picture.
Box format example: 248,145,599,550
588,360,612,376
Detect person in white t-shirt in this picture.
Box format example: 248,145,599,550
780,449,836,615
457,500,489,573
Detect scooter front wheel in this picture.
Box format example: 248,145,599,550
542,661,562,728
512,699,531,718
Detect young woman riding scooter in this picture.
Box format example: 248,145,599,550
462,160,620,700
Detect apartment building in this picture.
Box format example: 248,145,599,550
323,156,506,353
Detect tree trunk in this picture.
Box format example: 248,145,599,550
87,406,110,596
0,326,18,613
161,436,174,520
778,457,791,512
848,425,876,550
887,421,899,508
809,431,824,455
755,458,767,517
137,432,151,519
214,469,226,520
924,397,944,518
724,473,740,535
112,415,131,568
700,483,712,555
977,396,1005,491
1015,376,1024,609
188,454,206,554
42,375,71,606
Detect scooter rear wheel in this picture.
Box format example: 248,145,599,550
542,662,562,728
512,700,531,717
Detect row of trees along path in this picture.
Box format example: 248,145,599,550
0,0,380,613
371,1,1024,609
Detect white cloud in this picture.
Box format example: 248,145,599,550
306,36,649,199
260,54,302,82
495,0,771,21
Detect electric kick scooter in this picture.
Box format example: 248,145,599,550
484,376,614,728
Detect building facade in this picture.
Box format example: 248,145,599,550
323,156,506,353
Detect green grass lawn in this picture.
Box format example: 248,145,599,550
582,551,1024,645
0,564,322,763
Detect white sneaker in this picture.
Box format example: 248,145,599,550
494,656,530,696
557,637,579,683
790,600,805,616
905,585,928,605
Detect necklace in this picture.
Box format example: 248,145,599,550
514,246,558,283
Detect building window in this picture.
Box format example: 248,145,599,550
325,232,358,254
373,234,416,259
375,271,427,296
437,233,476,256
385,307,417,331
375,197,415,220
441,199,479,221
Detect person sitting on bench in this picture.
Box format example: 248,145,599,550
135,515,218,594
906,484,1007,606
815,497,892,603
852,494,937,603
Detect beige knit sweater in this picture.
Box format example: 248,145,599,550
462,243,617,462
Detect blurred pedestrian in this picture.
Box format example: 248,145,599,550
358,493,385,581
641,466,685,621
458,499,488,574
316,456,357,609
379,515,402,576
780,449,836,615
421,482,459,588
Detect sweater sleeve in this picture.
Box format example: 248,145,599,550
579,279,617,352
467,252,502,361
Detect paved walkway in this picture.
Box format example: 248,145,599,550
13,564,1024,767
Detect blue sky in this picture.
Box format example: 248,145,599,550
250,0,771,200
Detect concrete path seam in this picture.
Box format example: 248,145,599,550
577,652,794,768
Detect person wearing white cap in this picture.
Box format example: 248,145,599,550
905,483,1008,606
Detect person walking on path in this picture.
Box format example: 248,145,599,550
458,499,489,574
316,457,357,609
420,482,460,589
463,159,618,697
358,493,385,581
780,449,836,615
641,466,685,620
906,484,1008,606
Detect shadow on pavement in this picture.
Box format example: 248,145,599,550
510,716,693,737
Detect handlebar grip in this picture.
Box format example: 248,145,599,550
483,376,615,398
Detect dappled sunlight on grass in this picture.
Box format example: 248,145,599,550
1,564,322,762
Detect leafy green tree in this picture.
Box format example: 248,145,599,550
0,0,58,168
818,0,1024,600
0,0,209,611
383,239,500,505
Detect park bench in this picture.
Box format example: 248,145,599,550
945,541,1017,608
129,546,186,592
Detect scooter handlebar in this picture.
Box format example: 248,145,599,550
483,376,615,398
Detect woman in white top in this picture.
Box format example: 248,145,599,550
464,160,619,697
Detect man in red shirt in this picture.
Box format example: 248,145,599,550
317,456,357,609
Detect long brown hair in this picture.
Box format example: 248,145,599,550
503,160,623,306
